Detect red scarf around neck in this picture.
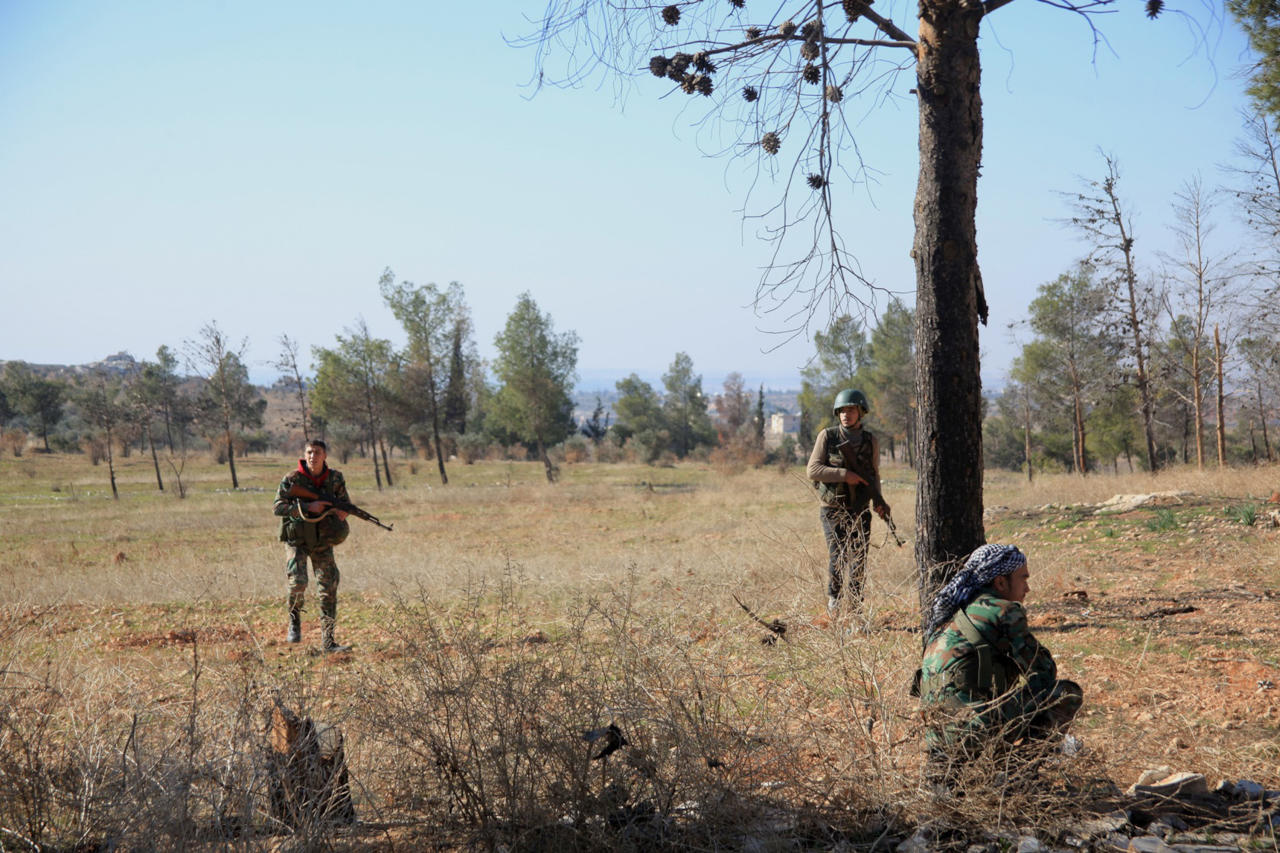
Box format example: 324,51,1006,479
297,459,330,488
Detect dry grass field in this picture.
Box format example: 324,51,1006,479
1,450,1278,850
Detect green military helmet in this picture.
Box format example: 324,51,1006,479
832,388,870,415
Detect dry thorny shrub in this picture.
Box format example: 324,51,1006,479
351,567,898,849
344,565,1141,849
0,609,304,850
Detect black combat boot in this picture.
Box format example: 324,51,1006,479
286,610,302,643
320,616,350,653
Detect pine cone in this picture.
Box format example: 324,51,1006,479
729,0,745,7
779,19,797,36
761,132,780,155
807,173,825,189
801,20,822,40
746,26,762,39
1145,0,1163,17
800,42,819,60
681,73,697,94
842,0,862,21
649,56,670,78
667,52,692,79
696,75,714,96
825,84,843,103
662,5,681,25
743,85,759,102
694,52,716,73
802,63,820,84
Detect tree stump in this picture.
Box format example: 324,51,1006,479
266,701,356,831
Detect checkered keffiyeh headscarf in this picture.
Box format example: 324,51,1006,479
924,544,1027,641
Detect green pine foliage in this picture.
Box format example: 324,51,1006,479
1229,0,1280,118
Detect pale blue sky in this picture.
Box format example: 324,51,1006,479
0,1,1258,393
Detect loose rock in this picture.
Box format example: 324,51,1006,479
1127,772,1209,799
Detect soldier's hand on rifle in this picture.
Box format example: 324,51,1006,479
304,500,331,516
874,501,890,520
842,471,868,487
335,509,349,520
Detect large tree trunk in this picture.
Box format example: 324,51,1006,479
912,0,987,631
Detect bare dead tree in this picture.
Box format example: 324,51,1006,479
75,371,123,499
1239,334,1277,463
185,322,256,490
1155,176,1243,469
275,334,312,443
1065,154,1163,473
1224,108,1280,338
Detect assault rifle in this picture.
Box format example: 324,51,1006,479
284,483,394,532
877,501,906,548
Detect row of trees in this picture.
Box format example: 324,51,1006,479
985,142,1280,477
0,332,264,497
3,272,921,494
3,260,1276,499
303,275,578,486
0,283,580,492
4,210,1275,494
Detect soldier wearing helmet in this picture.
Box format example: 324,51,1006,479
806,389,890,612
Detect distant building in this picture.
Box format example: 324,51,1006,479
766,412,800,449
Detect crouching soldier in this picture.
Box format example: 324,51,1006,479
917,544,1082,779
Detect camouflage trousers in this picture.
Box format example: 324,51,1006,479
820,504,872,601
286,545,340,629
924,679,1084,782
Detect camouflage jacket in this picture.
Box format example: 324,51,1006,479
918,590,1058,747
274,462,350,549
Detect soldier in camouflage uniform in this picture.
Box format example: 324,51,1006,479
274,439,352,652
806,389,890,611
918,544,1082,771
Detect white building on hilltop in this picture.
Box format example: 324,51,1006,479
766,412,800,449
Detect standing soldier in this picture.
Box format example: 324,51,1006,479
806,389,890,612
274,439,352,652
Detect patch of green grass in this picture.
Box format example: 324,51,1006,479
1145,508,1180,532
1225,504,1258,526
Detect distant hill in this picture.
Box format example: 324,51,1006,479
0,352,141,381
